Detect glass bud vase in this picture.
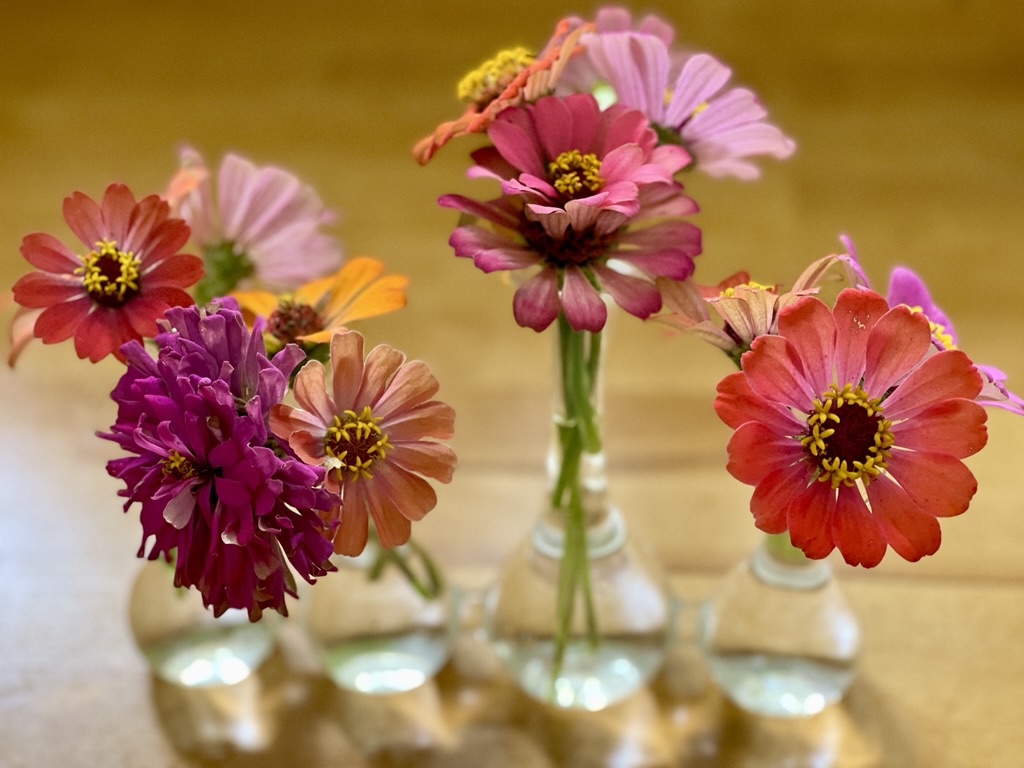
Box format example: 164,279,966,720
484,315,673,711
699,533,861,717
304,535,451,694
128,557,279,687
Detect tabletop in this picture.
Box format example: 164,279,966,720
2,2,1024,766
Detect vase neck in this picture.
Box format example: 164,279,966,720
751,533,832,589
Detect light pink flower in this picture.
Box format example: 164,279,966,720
167,147,343,297
439,93,701,332
270,330,457,556
562,26,794,179
716,289,987,567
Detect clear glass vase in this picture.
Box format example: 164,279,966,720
484,315,673,711
303,535,452,694
699,533,861,717
128,557,279,687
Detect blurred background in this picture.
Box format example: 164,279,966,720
2,1,1023,765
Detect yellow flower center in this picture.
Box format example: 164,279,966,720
903,304,957,350
324,406,392,480
75,238,142,306
719,280,776,298
457,46,535,106
800,383,895,489
548,150,604,197
161,450,198,479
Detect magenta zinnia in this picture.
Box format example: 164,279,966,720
270,330,457,556
715,288,988,567
439,92,701,332
10,183,202,365
101,301,335,619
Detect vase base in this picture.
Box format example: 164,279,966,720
140,620,276,687
492,637,663,711
319,631,449,694
704,651,854,717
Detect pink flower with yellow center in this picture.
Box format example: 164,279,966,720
440,92,700,332
231,256,409,350
413,18,590,164
270,330,457,556
9,183,202,365
715,288,988,567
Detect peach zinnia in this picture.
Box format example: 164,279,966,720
270,330,456,556
715,288,988,567
10,183,202,364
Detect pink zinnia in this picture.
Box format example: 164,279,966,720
10,183,202,365
270,330,457,556
440,92,701,332
561,27,795,179
167,147,343,296
715,288,988,567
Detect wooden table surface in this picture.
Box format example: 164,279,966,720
2,2,1023,766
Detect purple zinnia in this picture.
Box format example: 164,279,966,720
439,92,701,332
101,301,336,619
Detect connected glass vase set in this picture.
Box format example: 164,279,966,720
129,310,860,719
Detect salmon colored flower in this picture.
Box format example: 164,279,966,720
715,288,988,567
167,147,343,302
270,331,457,556
413,18,589,164
9,183,202,365
232,256,409,351
656,251,867,363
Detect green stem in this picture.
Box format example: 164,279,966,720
366,533,444,601
550,313,604,690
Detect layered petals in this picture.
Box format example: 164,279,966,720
270,330,457,556
714,289,988,567
10,183,201,365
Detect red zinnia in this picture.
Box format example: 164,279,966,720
715,288,988,567
10,183,203,364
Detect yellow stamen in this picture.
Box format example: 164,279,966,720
902,304,957,350
457,47,535,105
720,280,776,298
324,406,392,480
799,383,894,489
74,238,141,305
548,149,604,197
162,450,197,479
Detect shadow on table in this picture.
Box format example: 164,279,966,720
147,632,909,767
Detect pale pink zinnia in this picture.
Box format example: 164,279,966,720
561,26,795,179
270,330,457,556
715,288,988,567
167,147,343,297
439,92,701,332
10,183,202,365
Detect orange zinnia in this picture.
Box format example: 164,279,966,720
232,256,408,349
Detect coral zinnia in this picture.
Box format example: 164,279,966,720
167,147,343,302
439,92,700,332
270,330,457,556
715,288,988,567
232,256,409,351
413,18,589,164
10,183,202,365
101,301,335,619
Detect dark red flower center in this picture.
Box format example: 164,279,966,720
268,300,323,344
801,383,895,488
77,239,141,307
523,219,616,269
324,407,392,480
